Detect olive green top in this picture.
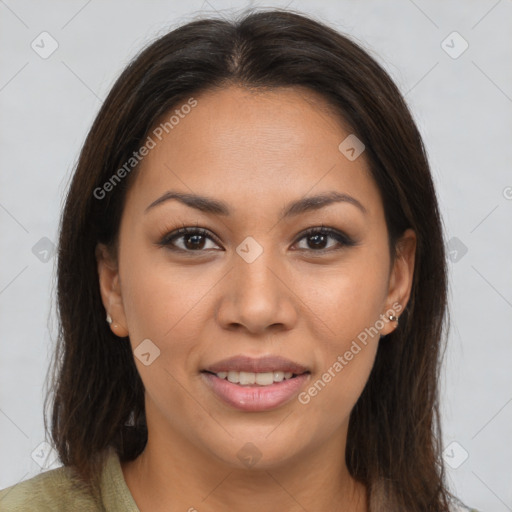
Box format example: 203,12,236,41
0,446,139,511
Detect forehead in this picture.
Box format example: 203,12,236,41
124,85,383,222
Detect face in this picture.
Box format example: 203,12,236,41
97,85,416,471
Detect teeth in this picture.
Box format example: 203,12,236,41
215,370,297,385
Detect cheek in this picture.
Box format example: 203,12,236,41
120,246,214,343
295,256,389,344
298,341,378,437
119,247,238,410
118,251,211,416
292,251,388,419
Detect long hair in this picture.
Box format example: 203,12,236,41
45,8,451,510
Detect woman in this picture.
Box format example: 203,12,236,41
0,8,478,512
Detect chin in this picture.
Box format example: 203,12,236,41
202,429,307,471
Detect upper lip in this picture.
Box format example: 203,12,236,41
203,355,309,374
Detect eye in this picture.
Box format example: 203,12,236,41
292,226,356,252
158,226,222,252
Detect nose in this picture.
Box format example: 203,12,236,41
215,246,298,335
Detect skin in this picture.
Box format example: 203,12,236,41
96,85,416,512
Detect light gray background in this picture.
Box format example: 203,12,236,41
1,1,511,510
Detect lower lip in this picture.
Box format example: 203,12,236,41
201,372,310,412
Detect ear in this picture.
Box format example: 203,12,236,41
96,242,129,338
379,228,416,336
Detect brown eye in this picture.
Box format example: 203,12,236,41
159,227,221,252
293,227,356,252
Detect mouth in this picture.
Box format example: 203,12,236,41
200,355,311,412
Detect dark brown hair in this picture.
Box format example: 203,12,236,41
46,7,453,510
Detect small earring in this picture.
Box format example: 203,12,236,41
106,313,112,324
388,314,399,324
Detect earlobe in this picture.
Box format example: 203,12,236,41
96,243,129,338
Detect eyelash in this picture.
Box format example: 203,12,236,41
156,223,357,255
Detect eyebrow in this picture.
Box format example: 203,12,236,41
144,190,367,218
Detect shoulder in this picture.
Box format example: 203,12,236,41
0,446,139,512
0,465,100,511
